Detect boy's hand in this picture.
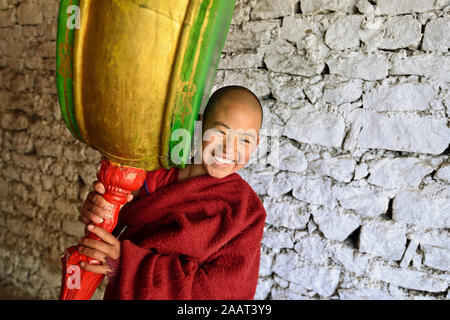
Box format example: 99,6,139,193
80,181,134,225
77,224,121,274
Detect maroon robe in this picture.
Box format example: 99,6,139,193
103,169,267,300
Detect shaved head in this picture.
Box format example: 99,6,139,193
201,86,263,133
194,85,263,178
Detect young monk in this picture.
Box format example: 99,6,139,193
77,85,266,299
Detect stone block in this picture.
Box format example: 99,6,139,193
3,165,21,181
283,109,346,148
35,41,56,58
399,240,419,269
350,110,450,155
363,83,435,112
269,73,305,105
267,138,307,173
435,163,450,183
422,17,450,52
251,0,295,20
280,16,321,46
408,230,450,250
62,220,84,237
323,78,363,105
12,131,34,154
311,206,361,242
1,112,30,131
259,102,284,136
327,52,389,81
390,53,450,83
367,158,435,189
273,252,341,297
378,16,421,50
262,227,294,249
63,145,87,162
17,1,43,25
338,287,395,300
300,0,357,14
218,50,264,69
359,219,407,261
266,171,293,197
370,263,448,292
263,196,310,229
254,278,273,300
238,169,274,195
330,242,370,275
294,233,329,264
223,21,279,52
356,0,375,14
0,9,16,27
308,155,356,183
333,184,389,217
422,245,450,272
34,138,63,158
230,1,250,25
292,176,334,206
220,69,270,98
376,0,435,15
264,40,325,77
325,15,363,50
393,187,450,228
259,246,275,277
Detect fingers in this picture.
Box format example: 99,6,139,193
89,200,113,220
78,236,115,259
88,192,114,213
92,181,105,194
83,210,104,225
83,192,114,222
87,225,118,246
80,262,112,275
126,193,133,203
78,245,108,263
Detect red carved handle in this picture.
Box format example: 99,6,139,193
59,157,146,300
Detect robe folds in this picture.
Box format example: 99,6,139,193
103,171,267,300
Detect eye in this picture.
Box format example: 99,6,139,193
214,129,225,135
239,138,250,144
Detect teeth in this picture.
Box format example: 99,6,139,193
214,155,235,164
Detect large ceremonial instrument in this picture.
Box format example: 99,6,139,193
56,0,235,300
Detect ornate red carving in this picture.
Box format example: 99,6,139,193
59,157,146,300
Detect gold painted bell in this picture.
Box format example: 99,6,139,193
56,0,236,170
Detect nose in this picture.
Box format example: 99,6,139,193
221,135,237,159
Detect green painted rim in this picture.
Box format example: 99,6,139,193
168,0,236,169
56,0,84,143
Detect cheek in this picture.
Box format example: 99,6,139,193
202,138,217,157
236,144,254,166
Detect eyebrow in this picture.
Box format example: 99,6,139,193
212,121,257,139
212,121,230,129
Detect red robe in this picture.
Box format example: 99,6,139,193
103,168,267,300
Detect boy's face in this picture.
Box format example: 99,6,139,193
201,100,261,178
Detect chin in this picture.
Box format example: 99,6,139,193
207,166,234,178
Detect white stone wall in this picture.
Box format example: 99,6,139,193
0,0,449,300
214,0,450,300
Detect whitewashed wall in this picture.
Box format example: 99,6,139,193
0,0,449,299
214,0,450,300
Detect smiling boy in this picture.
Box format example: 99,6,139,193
77,85,267,299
